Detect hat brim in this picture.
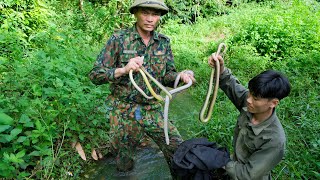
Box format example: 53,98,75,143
129,4,169,16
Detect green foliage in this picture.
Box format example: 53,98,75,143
84,0,229,24
52,0,135,43
0,31,26,62
0,2,52,174
0,0,50,62
229,0,320,60
0,112,47,178
164,0,229,24
0,5,111,178
1,0,320,179
164,0,280,24
272,51,320,178
164,0,320,178
0,0,50,35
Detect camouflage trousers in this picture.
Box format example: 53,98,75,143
105,96,183,176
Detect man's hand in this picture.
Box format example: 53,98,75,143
124,56,144,74
208,53,225,74
115,56,144,78
180,70,196,84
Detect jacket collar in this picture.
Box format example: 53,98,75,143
243,107,277,136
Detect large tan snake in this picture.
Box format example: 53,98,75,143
199,43,227,123
129,59,193,145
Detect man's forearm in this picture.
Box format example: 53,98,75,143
114,67,126,78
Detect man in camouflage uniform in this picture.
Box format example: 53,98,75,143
89,0,195,177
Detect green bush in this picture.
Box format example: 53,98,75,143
0,13,111,179
1,0,320,178
164,0,229,24
0,0,50,62
229,0,320,60
273,52,320,178
164,1,320,178
0,0,50,35
52,0,135,44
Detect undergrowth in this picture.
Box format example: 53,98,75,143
0,0,319,179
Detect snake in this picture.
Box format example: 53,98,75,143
129,66,172,101
164,70,193,145
199,43,227,123
129,61,193,145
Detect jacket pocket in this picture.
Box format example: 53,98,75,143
150,50,166,77
119,52,137,68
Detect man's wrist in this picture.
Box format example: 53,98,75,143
220,67,226,74
114,67,126,78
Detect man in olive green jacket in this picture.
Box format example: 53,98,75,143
89,0,195,177
208,54,291,179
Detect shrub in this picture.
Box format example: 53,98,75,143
229,0,320,60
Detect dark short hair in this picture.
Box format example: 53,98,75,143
248,70,291,100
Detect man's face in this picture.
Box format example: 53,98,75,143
246,92,278,114
135,8,161,33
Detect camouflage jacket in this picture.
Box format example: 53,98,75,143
89,24,179,105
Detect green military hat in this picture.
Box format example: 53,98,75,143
129,0,169,15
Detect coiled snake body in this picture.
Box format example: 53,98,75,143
130,43,226,144
129,60,193,145
199,43,227,123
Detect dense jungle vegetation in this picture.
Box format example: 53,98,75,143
1,0,319,179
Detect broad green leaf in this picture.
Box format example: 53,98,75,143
0,125,11,133
23,138,30,146
19,114,34,127
0,128,22,143
29,151,41,156
3,152,10,160
32,84,42,97
312,171,320,177
18,171,30,177
19,114,30,124
35,120,42,130
16,136,27,143
9,153,24,164
0,134,11,143
0,113,14,125
9,128,23,140
24,121,34,128
79,133,85,141
16,150,26,159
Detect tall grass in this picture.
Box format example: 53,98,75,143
1,0,319,178
163,0,320,178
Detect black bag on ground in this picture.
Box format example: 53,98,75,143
172,138,231,180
